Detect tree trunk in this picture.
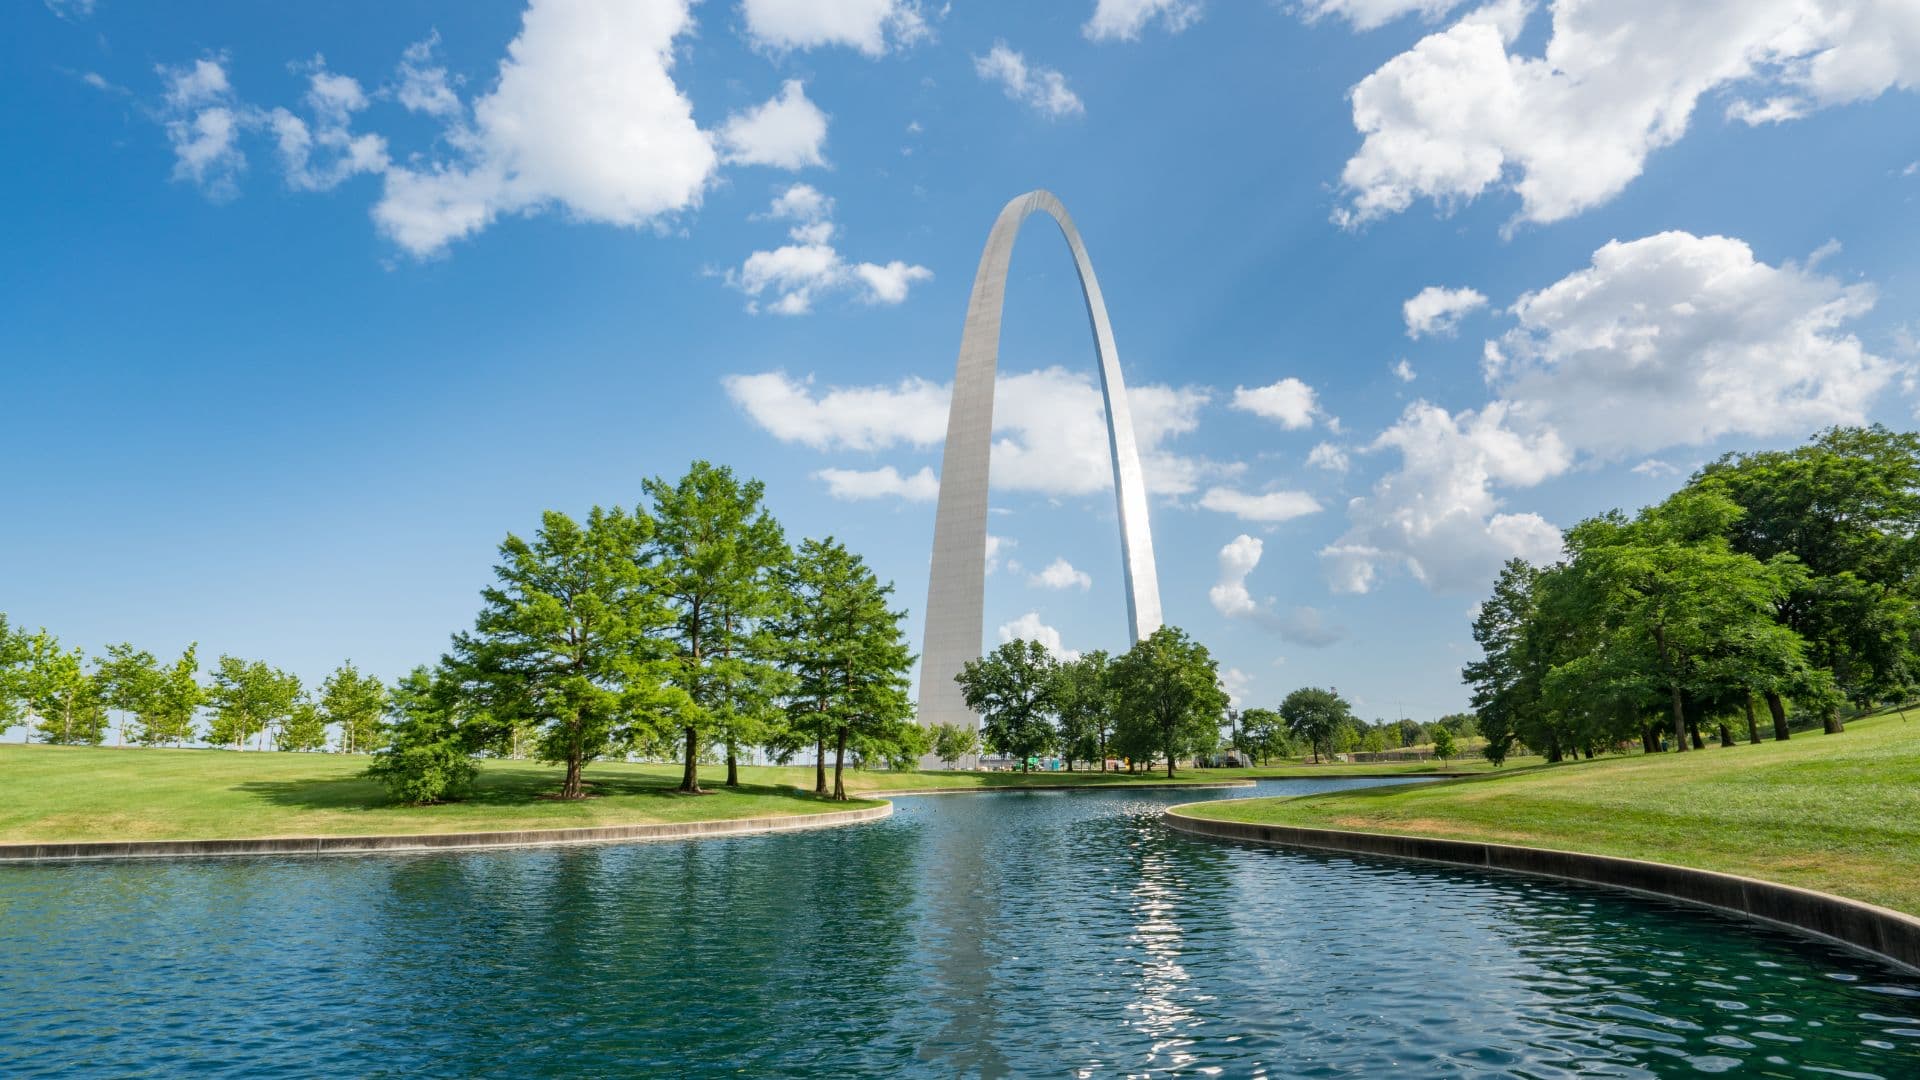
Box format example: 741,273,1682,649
1668,681,1689,752
814,734,827,796
726,744,739,787
1744,694,1761,745
679,725,702,793
1165,732,1177,779
1688,717,1704,751
1717,722,1735,748
562,751,584,799
1823,710,1845,735
1641,726,1658,754
1765,691,1789,740
832,730,848,801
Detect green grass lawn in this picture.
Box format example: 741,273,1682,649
1179,712,1920,915
0,745,1265,844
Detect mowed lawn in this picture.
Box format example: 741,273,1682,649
0,746,875,843
0,745,1279,843
1181,712,1920,915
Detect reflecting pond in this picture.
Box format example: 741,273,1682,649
2,778,1916,1077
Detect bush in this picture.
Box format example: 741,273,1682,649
365,742,477,805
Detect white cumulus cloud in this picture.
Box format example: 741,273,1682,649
1198,487,1322,522
1083,0,1203,41
1337,0,1920,227
373,0,717,257
1230,376,1321,429
1491,231,1893,458
998,612,1079,660
739,0,930,56
1403,285,1487,339
727,185,930,313
1030,557,1093,591
268,59,388,193
157,56,247,199
1209,534,1264,619
815,465,939,502
974,42,1085,119
719,79,829,170
722,371,949,451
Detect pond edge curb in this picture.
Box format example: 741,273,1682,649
0,802,894,863
869,779,1257,796
1162,806,1920,975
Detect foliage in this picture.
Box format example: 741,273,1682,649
646,461,791,793
1279,686,1354,763
776,537,915,799
364,665,478,804
205,656,301,750
930,722,980,767
140,645,204,747
1430,725,1456,762
94,642,159,746
21,630,106,745
957,639,1059,771
1235,707,1290,765
1051,649,1114,770
1108,626,1227,779
322,661,390,754
450,506,673,800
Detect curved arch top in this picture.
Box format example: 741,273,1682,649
918,190,1164,740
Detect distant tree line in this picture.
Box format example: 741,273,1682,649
1465,426,1920,763
0,462,923,805
951,626,1230,777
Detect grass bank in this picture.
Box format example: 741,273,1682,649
1178,712,1920,915
0,745,1258,844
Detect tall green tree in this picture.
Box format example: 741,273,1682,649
1109,627,1227,779
957,639,1059,772
1693,425,1920,733
279,699,328,752
366,665,478,804
646,462,790,794
206,656,301,750
93,642,159,746
139,644,204,747
0,615,27,735
930,722,980,768
22,630,106,745
1051,649,1114,770
1237,707,1289,765
450,506,673,800
778,538,916,800
321,661,390,754
1559,490,1811,753
1279,686,1354,763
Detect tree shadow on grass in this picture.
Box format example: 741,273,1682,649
233,767,835,814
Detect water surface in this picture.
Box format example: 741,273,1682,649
2,778,1916,1077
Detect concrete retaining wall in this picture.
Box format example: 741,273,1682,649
0,802,893,863
1164,808,1920,975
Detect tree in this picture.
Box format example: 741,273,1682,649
1560,490,1809,753
22,630,106,745
450,506,672,800
1360,727,1390,754
1108,627,1228,779
647,462,790,794
366,665,477,804
1693,426,1920,734
321,661,390,754
957,639,1059,772
279,699,328,752
1051,650,1114,770
1237,707,1289,765
139,645,204,747
776,537,915,800
1279,686,1354,763
1431,725,1457,763
931,722,980,768
205,656,301,750
0,616,27,735
93,643,159,746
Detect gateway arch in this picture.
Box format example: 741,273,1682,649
918,190,1163,743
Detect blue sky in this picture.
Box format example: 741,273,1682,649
4,0,1919,733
